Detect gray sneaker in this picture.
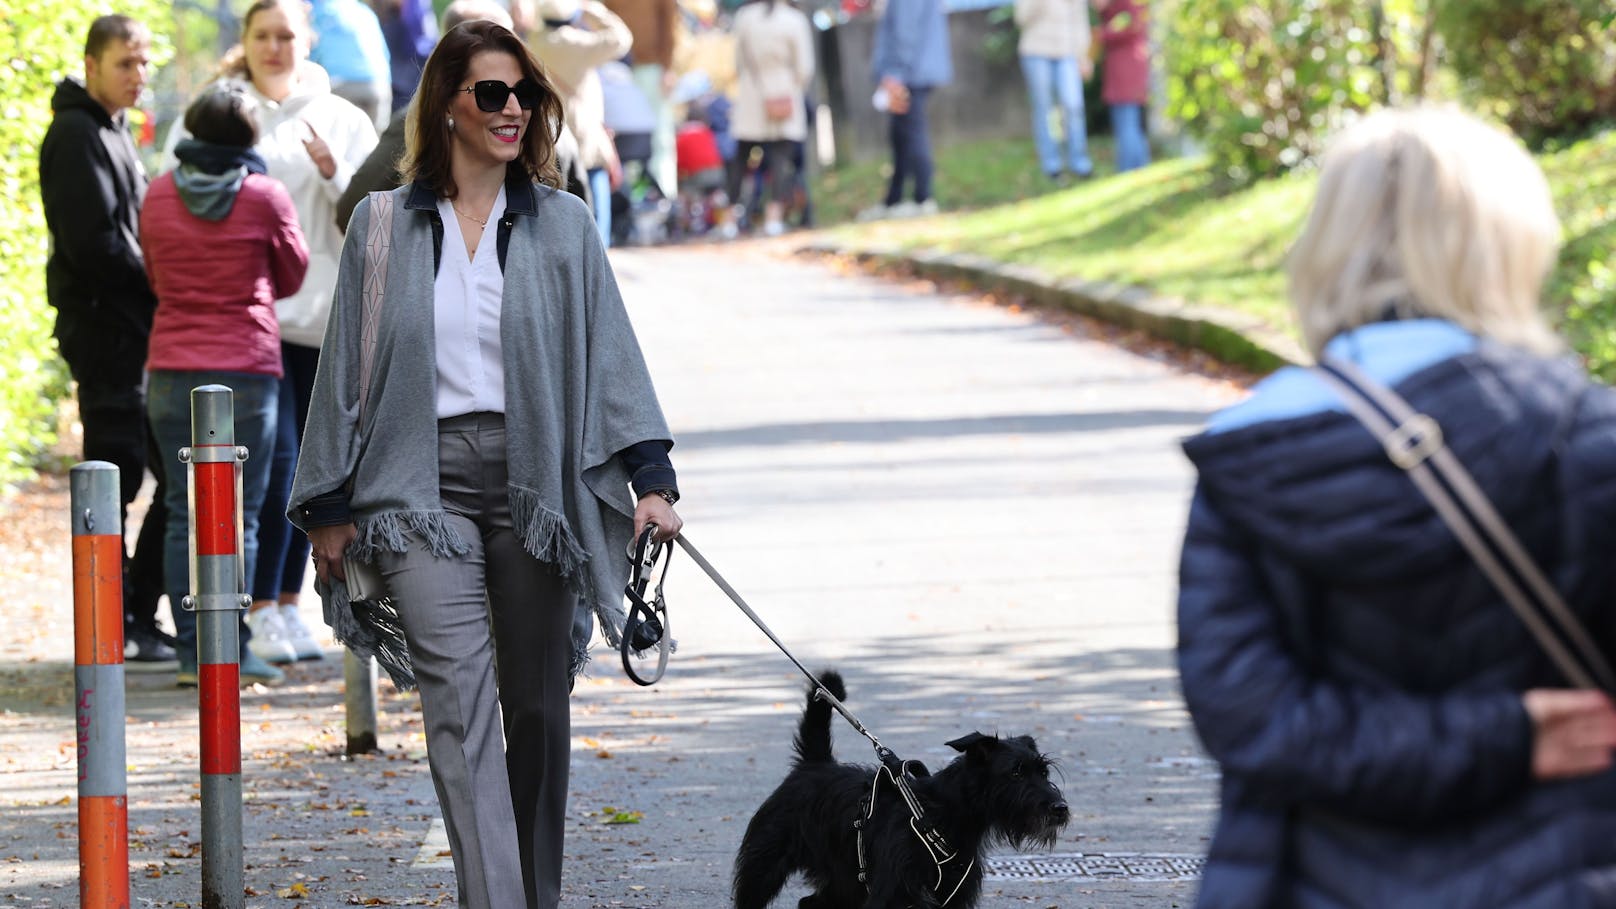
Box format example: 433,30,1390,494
124,624,178,673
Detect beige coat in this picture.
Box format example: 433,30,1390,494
730,1,815,143
1014,0,1091,61
533,1,633,171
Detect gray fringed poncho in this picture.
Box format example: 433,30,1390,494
288,180,671,688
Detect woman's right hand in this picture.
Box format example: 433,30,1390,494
1523,689,1616,780
307,523,359,586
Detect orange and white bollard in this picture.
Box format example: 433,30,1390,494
70,461,130,909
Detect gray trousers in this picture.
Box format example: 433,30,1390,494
378,413,573,909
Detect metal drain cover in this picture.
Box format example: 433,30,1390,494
985,852,1203,882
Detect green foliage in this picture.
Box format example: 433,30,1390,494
0,1,171,487
1434,0,1616,147
1543,132,1616,378
1163,0,1387,182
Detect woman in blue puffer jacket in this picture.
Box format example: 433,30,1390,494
1177,105,1616,909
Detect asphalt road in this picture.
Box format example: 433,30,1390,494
0,241,1240,908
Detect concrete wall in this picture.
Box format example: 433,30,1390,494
816,9,1033,164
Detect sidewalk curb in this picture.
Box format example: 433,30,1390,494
797,239,1307,374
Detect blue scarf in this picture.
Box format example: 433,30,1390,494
171,140,268,221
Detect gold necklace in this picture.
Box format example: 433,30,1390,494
452,204,488,227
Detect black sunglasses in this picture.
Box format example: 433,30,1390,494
459,79,541,113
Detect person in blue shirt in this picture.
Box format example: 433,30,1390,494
309,0,393,129
861,0,952,221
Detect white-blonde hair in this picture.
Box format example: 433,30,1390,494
1287,105,1562,358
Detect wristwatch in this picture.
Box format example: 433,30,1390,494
648,488,679,506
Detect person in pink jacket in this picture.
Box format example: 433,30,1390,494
140,84,310,687
1098,0,1150,171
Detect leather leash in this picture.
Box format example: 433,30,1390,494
669,533,965,900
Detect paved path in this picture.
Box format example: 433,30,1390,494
0,242,1240,907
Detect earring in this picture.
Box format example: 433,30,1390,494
447,115,455,131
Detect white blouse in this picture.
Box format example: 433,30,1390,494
434,187,508,418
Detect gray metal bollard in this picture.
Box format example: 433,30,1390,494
344,649,379,754
179,385,249,909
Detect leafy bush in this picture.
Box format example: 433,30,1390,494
1435,0,1616,147
1163,0,1384,182
1543,131,1616,379
0,1,170,488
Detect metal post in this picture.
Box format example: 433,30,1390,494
180,385,249,909
69,462,129,909
344,650,379,755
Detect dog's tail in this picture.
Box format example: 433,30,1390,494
792,670,845,766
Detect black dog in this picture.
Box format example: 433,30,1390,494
733,671,1070,908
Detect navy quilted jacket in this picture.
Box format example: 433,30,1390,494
1179,329,1616,908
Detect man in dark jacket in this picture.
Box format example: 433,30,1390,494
40,14,173,667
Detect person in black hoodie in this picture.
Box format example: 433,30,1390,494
39,14,174,667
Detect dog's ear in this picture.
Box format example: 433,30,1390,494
945,732,996,757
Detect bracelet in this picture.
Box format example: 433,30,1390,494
647,488,679,506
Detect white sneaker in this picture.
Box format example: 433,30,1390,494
245,608,299,665
914,199,939,216
886,200,921,219
854,203,892,223
762,220,786,237
279,603,325,662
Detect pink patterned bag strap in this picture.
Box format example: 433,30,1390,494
357,191,394,421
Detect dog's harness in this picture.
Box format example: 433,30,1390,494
669,534,969,906
856,757,974,907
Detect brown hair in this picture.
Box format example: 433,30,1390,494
398,19,565,198
215,0,312,83
184,84,261,148
85,14,150,60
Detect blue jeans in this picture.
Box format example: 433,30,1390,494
1110,103,1151,172
588,167,612,249
147,370,278,661
1020,55,1092,177
253,342,319,601
884,86,935,206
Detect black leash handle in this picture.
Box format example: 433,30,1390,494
622,524,671,686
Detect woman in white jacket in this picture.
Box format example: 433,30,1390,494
1014,0,1093,180
728,0,814,236
163,0,378,666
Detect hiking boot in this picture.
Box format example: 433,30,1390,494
124,623,178,672
245,608,299,664
278,604,325,662
176,652,198,689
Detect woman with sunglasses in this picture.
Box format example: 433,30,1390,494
289,19,681,909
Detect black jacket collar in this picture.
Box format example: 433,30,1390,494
403,166,543,214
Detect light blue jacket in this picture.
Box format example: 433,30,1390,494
309,0,391,85
872,0,954,88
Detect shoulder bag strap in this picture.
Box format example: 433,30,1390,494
357,190,395,422
1315,353,1616,693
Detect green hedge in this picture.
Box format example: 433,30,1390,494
1164,0,1383,181
0,2,170,488
1435,0,1616,146
1163,0,1615,181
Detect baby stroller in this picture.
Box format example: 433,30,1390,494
600,61,671,246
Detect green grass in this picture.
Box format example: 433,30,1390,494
816,131,1616,375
